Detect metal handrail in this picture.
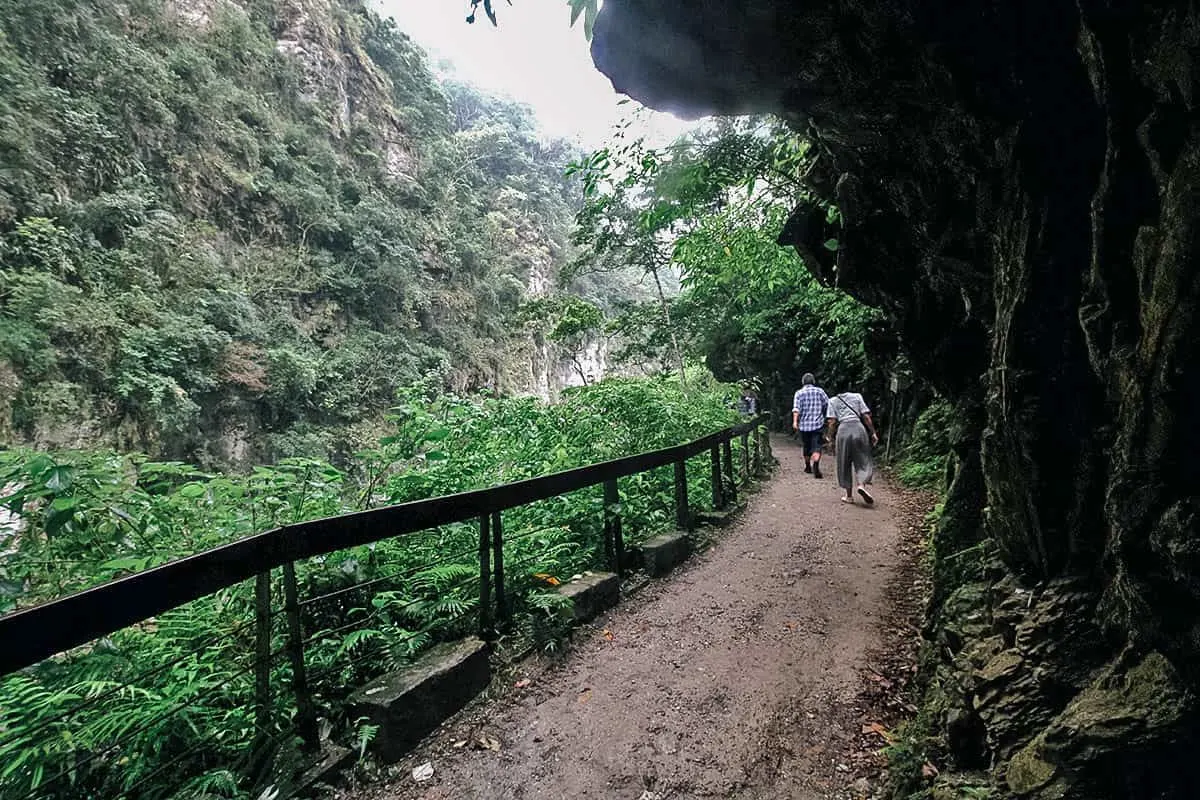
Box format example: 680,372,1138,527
0,415,768,676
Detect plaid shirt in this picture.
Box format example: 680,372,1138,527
792,385,829,431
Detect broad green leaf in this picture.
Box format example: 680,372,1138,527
45,466,72,492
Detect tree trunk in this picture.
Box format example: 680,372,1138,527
647,263,687,386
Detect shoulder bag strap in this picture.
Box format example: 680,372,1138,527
835,394,867,427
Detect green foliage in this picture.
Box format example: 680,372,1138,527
0,376,739,799
570,117,883,402
883,710,937,799
895,400,955,488
671,203,880,392
522,590,576,654
465,0,599,39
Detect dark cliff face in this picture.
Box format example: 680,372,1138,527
592,1,1200,796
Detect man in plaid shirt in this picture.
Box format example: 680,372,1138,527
792,373,829,478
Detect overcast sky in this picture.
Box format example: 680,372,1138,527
374,0,696,149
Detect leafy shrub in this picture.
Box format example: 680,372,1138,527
895,400,954,489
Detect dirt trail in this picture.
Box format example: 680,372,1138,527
342,436,916,800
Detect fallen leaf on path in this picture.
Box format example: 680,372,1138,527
452,739,467,748
473,734,501,751
868,672,894,688
602,628,614,641
578,688,592,703
514,679,531,689
412,762,434,782
861,722,894,743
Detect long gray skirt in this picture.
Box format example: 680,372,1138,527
835,421,874,490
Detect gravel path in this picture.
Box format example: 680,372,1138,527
340,436,910,800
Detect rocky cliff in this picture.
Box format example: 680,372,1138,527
0,0,610,466
590,1,1199,797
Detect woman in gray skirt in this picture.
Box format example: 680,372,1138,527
825,391,880,505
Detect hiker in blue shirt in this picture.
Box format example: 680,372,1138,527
791,373,829,478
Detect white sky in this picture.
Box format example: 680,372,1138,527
373,0,697,149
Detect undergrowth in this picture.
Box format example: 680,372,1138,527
0,375,740,800
894,400,954,490
885,402,997,800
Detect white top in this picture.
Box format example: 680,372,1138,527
826,392,870,424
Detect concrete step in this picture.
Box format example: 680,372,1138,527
556,571,620,623
640,531,693,577
348,637,490,763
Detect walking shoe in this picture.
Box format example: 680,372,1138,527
804,463,812,474
813,462,822,479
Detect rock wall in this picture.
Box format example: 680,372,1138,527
525,328,610,401
590,1,1200,797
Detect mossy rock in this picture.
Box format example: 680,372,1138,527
929,772,996,799
1006,739,1060,796
1004,651,1192,798
1047,651,1186,752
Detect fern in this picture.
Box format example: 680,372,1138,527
352,716,380,759
334,628,384,658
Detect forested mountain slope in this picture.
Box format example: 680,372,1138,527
0,0,599,466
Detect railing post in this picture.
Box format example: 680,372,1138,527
752,426,762,475
603,479,624,575
491,511,508,626
282,562,320,754
721,438,737,505
602,487,615,569
739,432,750,484
673,459,690,530
710,445,724,509
755,426,766,475
761,423,774,465
253,572,271,747
478,515,492,640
